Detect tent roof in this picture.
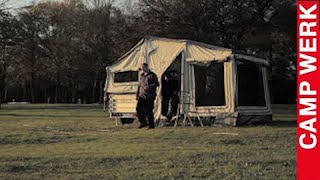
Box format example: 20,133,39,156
109,36,269,71
235,54,270,66
144,36,231,50
116,36,231,63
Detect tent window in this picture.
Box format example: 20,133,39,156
114,71,138,83
194,62,225,106
237,60,266,106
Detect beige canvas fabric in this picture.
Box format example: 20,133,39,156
105,36,272,121
107,37,232,93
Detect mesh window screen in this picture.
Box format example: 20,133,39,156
114,71,138,83
237,60,266,106
194,62,225,106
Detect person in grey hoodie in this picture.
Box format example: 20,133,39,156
136,63,159,129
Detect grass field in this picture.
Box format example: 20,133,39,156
0,104,296,179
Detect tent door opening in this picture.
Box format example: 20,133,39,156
160,54,181,119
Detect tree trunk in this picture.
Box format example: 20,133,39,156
76,83,79,103
0,89,2,108
0,84,6,109
0,81,3,109
0,54,6,109
16,86,19,102
55,72,60,103
99,80,104,104
4,86,7,103
23,83,27,102
30,71,35,103
92,79,97,103
55,86,58,103
29,41,38,103
71,81,77,103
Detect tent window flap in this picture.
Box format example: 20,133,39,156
194,62,226,106
114,71,138,83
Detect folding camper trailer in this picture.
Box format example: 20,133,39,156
104,36,272,126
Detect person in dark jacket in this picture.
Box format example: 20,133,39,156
161,73,179,121
136,63,159,129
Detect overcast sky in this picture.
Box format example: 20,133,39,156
5,0,133,9
6,0,39,9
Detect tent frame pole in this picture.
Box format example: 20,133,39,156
180,49,185,116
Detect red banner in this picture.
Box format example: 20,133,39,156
297,1,320,179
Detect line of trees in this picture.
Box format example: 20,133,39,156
0,0,296,106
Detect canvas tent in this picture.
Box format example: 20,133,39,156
105,36,272,126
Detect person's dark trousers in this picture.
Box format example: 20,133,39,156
136,98,155,128
162,96,179,121
170,96,179,116
137,99,147,125
161,97,170,117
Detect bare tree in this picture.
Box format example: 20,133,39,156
1,0,16,108
85,0,114,9
0,0,9,10
0,60,4,109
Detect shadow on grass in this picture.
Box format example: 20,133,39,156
264,120,297,128
240,120,296,128
1,104,102,111
2,156,140,174
0,113,103,118
0,134,97,145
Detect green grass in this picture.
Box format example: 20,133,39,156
0,104,296,179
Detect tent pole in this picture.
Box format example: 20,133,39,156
262,67,272,113
180,49,186,125
144,38,148,63
231,55,238,110
104,67,110,112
